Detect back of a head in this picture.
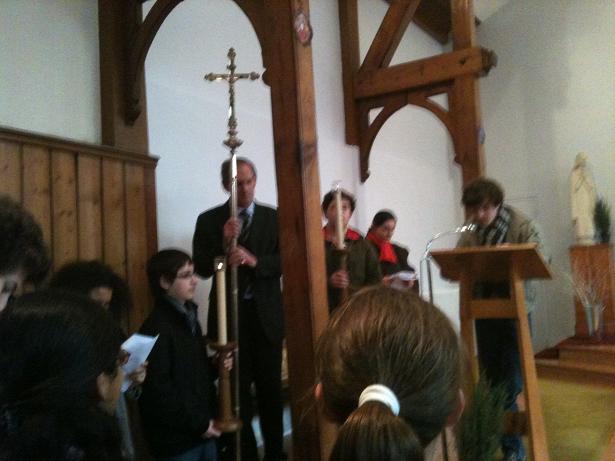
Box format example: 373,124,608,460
0,290,124,460
0,194,50,284
316,286,461,461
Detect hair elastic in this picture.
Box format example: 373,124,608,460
358,384,400,416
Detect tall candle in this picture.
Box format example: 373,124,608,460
335,187,345,250
215,257,227,344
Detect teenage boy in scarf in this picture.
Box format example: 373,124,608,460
457,177,544,461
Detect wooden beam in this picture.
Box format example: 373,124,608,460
413,0,451,44
452,0,475,49
355,47,493,99
450,0,485,183
99,0,149,152
126,0,185,124
259,0,334,459
360,0,421,71
338,0,361,145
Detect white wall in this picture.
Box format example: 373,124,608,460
478,0,615,349
0,0,101,143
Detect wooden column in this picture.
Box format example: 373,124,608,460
98,0,158,332
261,1,333,459
98,0,150,153
451,0,485,184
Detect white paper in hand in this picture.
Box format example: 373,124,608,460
390,271,417,291
120,333,158,392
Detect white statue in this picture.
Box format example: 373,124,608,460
570,152,596,244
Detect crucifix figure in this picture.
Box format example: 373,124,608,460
205,48,260,152
203,48,261,461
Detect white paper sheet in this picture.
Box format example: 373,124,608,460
120,333,158,392
389,271,418,291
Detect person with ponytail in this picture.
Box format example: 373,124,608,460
0,290,126,460
315,286,464,461
366,210,418,291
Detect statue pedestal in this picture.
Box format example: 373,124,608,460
570,244,615,338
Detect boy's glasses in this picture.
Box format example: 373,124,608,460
176,271,196,279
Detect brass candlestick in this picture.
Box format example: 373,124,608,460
210,340,242,433
333,247,350,304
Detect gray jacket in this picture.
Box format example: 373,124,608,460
457,205,545,313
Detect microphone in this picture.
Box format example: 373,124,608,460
419,223,477,302
421,223,476,260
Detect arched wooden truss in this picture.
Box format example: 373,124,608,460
339,0,497,184
123,0,278,124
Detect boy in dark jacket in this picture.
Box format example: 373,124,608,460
139,249,221,461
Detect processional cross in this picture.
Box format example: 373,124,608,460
204,48,260,459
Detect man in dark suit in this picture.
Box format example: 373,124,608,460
193,157,284,461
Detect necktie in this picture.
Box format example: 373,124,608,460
185,306,198,335
239,209,251,243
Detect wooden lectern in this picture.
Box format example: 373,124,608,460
430,243,552,461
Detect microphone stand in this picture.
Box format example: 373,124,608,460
419,224,477,303
418,223,476,461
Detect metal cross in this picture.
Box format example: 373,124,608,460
204,48,260,153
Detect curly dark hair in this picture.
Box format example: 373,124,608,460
0,194,50,284
48,260,133,323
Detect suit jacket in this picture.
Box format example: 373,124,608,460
193,201,284,343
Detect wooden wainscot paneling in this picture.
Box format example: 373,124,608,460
0,140,22,200
51,150,78,270
124,164,149,332
78,155,103,260
22,145,52,248
0,126,158,331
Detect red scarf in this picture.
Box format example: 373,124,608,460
322,226,362,242
366,231,398,264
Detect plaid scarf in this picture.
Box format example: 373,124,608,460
477,204,511,245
